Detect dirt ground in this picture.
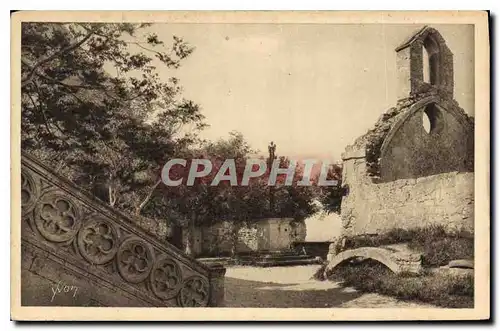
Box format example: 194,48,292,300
224,265,437,308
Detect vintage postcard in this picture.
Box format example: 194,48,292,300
10,11,490,321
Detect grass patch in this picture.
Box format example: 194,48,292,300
312,264,327,281
327,259,474,308
317,226,475,307
340,225,474,267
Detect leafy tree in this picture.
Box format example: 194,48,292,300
159,132,322,256
270,157,321,219
20,23,335,255
158,132,256,255
318,163,344,214
21,23,206,218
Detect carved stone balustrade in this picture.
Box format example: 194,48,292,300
20,152,225,307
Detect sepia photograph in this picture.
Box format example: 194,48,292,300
10,10,490,321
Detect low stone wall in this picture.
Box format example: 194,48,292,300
200,221,234,256
236,225,263,252
197,218,305,256
21,153,225,307
291,241,334,260
341,153,474,236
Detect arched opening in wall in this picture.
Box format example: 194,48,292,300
422,103,443,134
422,111,431,133
422,46,430,84
422,35,440,85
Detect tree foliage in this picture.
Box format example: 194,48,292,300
157,132,323,255
21,23,341,256
318,164,344,214
21,22,205,217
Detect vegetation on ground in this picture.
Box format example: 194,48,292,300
313,225,475,308
338,225,474,267
316,259,473,308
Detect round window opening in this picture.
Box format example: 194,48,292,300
421,103,443,134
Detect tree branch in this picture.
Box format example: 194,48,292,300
135,178,162,215
21,30,95,87
31,80,72,141
108,174,117,207
36,72,100,90
130,42,163,56
127,42,177,67
25,90,54,137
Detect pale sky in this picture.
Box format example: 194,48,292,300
138,24,474,161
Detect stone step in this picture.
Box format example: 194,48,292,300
236,250,300,257
238,254,315,262
197,257,233,264
249,258,322,267
448,259,474,269
198,255,322,267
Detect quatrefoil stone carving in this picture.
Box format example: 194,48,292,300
21,169,39,216
78,217,119,265
150,255,183,300
116,238,154,283
34,191,81,242
177,276,210,307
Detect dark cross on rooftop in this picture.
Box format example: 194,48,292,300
267,141,277,214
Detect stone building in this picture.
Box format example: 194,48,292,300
190,218,307,257
340,26,475,236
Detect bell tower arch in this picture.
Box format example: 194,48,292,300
395,26,454,101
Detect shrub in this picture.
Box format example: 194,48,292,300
415,237,474,267
327,259,474,308
319,225,474,307
312,264,327,281
340,225,474,267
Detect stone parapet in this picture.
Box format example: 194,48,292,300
20,152,225,307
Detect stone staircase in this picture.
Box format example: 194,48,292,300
197,250,323,268
20,152,225,307
236,250,322,267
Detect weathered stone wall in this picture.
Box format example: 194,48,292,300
341,152,474,236
197,218,305,256
395,26,454,100
339,26,474,239
380,99,473,182
200,221,234,256
21,153,225,307
291,220,307,242
236,224,265,252
197,221,262,256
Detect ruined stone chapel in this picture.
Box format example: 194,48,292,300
339,26,475,237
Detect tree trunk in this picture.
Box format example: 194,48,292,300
230,223,239,257
184,229,193,256
108,183,116,207
135,179,162,215
184,215,196,257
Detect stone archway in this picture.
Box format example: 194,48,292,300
378,97,474,182
324,247,422,278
